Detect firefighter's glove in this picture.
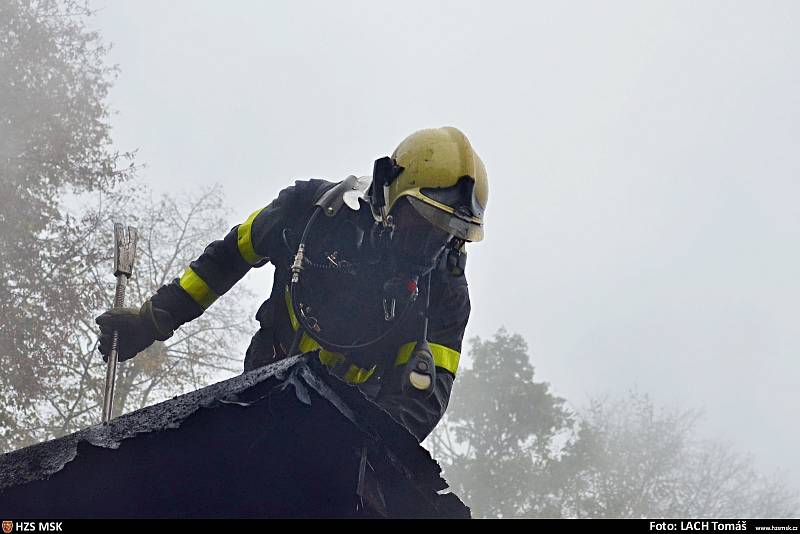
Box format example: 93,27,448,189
96,300,174,362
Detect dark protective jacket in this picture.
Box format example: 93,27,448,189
150,179,471,441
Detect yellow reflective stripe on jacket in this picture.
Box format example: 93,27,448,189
343,364,376,384
285,286,300,330
237,207,266,265
179,267,218,309
318,349,345,368
298,333,320,354
394,341,460,375
285,286,323,353
283,286,373,384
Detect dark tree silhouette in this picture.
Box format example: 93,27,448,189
429,331,798,518
427,328,574,518
0,0,134,446
0,2,254,451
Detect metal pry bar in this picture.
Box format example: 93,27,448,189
102,223,138,424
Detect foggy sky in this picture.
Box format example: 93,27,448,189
90,0,800,486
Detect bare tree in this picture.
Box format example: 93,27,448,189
428,334,799,518
100,185,255,418
0,1,257,452
1,0,134,449
546,392,798,518
5,185,257,450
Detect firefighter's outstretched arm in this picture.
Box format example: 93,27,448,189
96,180,326,361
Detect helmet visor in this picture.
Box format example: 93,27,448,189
406,196,484,242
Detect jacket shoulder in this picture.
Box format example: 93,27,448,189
275,178,336,206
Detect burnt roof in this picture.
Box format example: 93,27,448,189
0,355,469,518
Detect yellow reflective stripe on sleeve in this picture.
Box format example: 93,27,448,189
433,344,461,374
394,341,461,375
179,267,218,309
237,207,266,265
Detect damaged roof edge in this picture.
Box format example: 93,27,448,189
0,355,469,518
0,356,303,491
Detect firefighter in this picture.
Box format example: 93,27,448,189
96,126,488,441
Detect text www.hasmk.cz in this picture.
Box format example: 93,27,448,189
650,522,799,531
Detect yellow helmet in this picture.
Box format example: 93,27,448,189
378,127,488,242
